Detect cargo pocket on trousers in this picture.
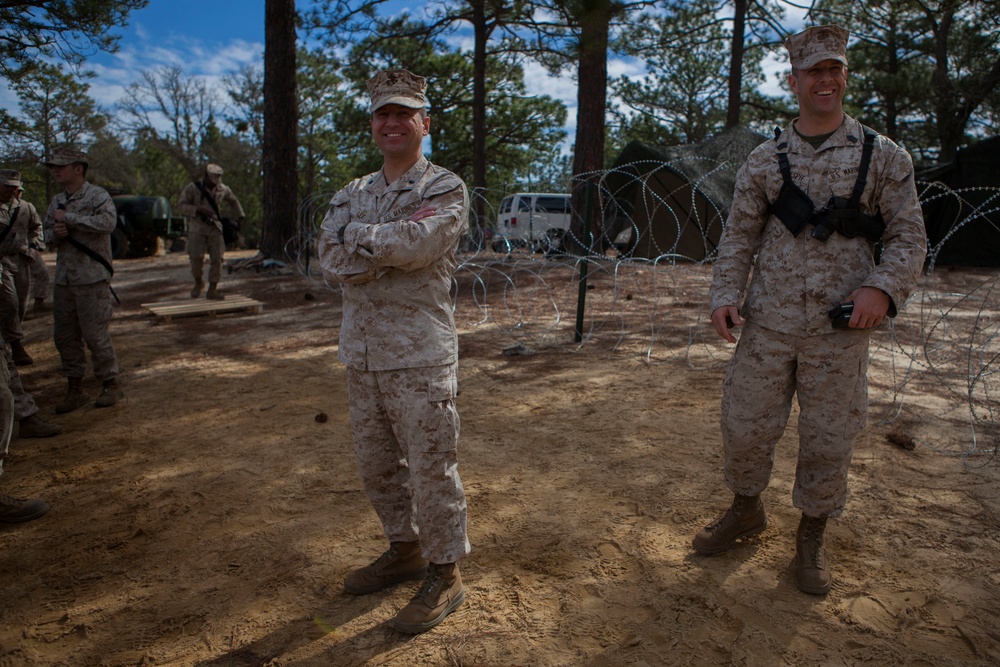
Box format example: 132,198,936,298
419,367,459,453
426,367,458,404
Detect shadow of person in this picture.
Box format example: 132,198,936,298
192,587,418,667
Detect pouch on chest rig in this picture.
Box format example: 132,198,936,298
768,125,885,243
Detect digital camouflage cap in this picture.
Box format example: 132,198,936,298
0,170,21,187
784,25,849,70
206,163,224,176
367,69,427,113
42,148,89,167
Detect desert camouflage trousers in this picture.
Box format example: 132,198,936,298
720,321,871,518
54,281,119,382
0,267,23,345
188,220,225,284
17,250,51,307
3,341,38,421
0,252,50,340
346,362,471,564
0,334,40,474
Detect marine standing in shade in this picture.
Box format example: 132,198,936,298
13,184,53,319
317,69,471,633
42,148,123,412
177,164,245,301
0,170,62,438
0,170,43,366
692,26,927,594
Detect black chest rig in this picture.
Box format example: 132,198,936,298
769,126,886,243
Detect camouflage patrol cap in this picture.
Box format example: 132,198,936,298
367,69,427,113
42,148,89,167
0,170,21,187
206,163,224,176
784,25,849,70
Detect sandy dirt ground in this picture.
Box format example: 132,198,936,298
0,249,997,667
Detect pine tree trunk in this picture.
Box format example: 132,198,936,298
261,0,298,260
567,0,611,255
471,0,489,248
725,0,747,129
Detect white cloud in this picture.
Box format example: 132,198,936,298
521,60,577,150
91,32,263,115
520,55,652,154
759,50,791,98
608,57,645,80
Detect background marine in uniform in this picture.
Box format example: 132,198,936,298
177,163,245,301
42,148,123,413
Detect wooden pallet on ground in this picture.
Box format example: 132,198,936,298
141,295,263,322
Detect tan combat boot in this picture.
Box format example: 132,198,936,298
393,562,465,634
0,492,50,523
55,378,90,414
206,283,224,300
795,515,831,594
692,494,768,555
190,278,204,298
95,379,123,408
344,541,428,595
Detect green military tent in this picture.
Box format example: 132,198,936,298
917,136,1000,267
602,128,767,261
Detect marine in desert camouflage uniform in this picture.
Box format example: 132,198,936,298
0,171,62,439
42,148,123,413
13,184,53,320
0,170,45,366
177,164,245,300
317,68,471,634
692,26,927,595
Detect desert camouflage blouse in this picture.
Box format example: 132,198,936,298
319,156,469,371
710,115,927,336
42,182,117,286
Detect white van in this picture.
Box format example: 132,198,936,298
492,192,572,253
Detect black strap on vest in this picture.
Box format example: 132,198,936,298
0,205,20,248
769,125,885,243
56,201,120,304
196,179,221,219
771,150,815,237
851,127,877,206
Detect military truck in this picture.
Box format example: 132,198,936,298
110,195,186,259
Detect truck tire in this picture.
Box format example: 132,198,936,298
492,238,513,254
544,229,568,257
110,227,130,259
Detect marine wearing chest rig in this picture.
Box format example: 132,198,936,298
769,125,886,243
695,23,928,600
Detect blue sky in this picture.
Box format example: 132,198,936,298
2,1,806,147
118,0,265,45
5,0,583,142
84,0,268,107
1,0,578,130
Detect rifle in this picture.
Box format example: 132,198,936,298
195,180,239,245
